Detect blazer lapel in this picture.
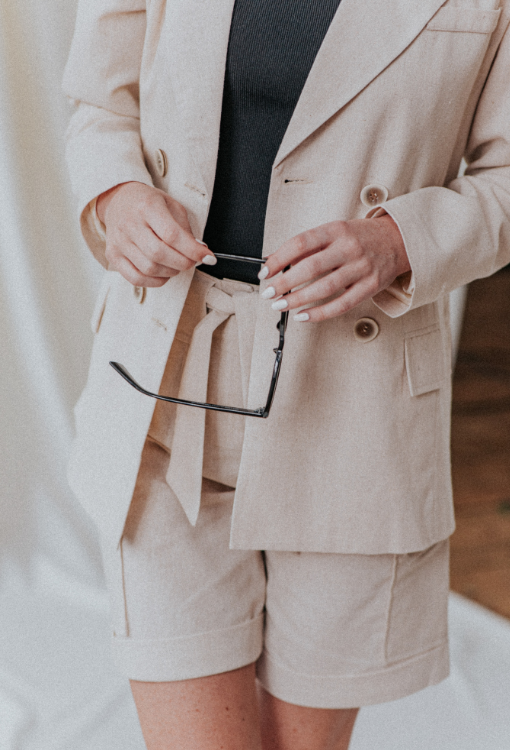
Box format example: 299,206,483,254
163,0,449,194
162,0,236,199
275,0,448,167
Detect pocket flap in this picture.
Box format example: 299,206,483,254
90,272,111,334
426,7,500,33
405,327,448,397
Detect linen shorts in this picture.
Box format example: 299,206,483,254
99,271,450,709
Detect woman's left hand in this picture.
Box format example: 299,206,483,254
259,215,410,321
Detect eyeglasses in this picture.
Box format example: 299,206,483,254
109,253,288,418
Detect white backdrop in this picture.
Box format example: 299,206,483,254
0,2,507,748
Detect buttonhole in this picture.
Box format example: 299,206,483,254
151,317,168,331
185,182,206,198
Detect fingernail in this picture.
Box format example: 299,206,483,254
195,239,208,247
272,299,288,311
258,266,269,280
201,255,217,265
261,286,276,300
294,312,310,322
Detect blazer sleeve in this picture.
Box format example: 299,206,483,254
62,0,153,267
372,12,510,317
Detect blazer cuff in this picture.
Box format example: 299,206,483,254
80,196,110,269
87,196,107,241
366,206,416,318
78,178,153,269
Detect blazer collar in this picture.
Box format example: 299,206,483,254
164,0,447,195
275,0,448,167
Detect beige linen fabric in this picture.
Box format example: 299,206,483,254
101,438,449,708
64,0,510,551
149,270,259,506
99,284,450,707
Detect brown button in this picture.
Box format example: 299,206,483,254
133,286,146,304
360,184,389,208
155,148,168,177
354,317,379,342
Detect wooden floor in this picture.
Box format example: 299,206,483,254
450,268,510,619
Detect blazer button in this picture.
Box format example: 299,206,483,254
360,184,388,208
133,286,146,304
155,148,168,177
354,317,379,342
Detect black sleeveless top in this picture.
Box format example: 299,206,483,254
200,0,342,284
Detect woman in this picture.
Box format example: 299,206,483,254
63,1,510,748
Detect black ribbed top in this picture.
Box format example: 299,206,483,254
200,0,342,284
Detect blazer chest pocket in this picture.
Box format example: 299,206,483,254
404,327,449,397
425,6,501,34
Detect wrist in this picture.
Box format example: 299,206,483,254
96,182,134,224
377,214,410,276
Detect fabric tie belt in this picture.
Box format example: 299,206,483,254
165,281,257,526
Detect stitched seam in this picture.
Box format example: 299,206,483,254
383,555,398,664
120,541,130,638
173,332,192,344
262,637,447,681
112,613,265,644
404,324,441,338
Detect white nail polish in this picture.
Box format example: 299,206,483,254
294,312,310,322
201,255,217,265
258,266,269,280
272,299,288,311
195,239,208,246
261,286,276,300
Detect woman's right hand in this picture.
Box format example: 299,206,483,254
96,181,216,287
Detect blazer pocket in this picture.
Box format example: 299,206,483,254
425,7,501,33
405,327,449,397
90,272,111,334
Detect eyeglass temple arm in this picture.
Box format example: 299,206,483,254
109,313,286,420
109,259,289,418
109,362,268,417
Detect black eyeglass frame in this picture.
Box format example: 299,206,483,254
109,254,288,419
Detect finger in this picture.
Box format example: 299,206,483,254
259,224,343,280
293,277,379,323
126,242,180,278
107,236,176,278
113,256,172,288
268,264,360,311
262,243,353,299
135,228,198,273
145,201,216,266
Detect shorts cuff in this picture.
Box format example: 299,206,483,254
256,640,450,709
113,613,264,682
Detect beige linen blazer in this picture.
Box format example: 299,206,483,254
63,0,510,553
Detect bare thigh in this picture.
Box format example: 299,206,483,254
259,686,358,750
130,664,262,750
130,665,358,750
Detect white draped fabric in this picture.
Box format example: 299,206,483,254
0,1,504,747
